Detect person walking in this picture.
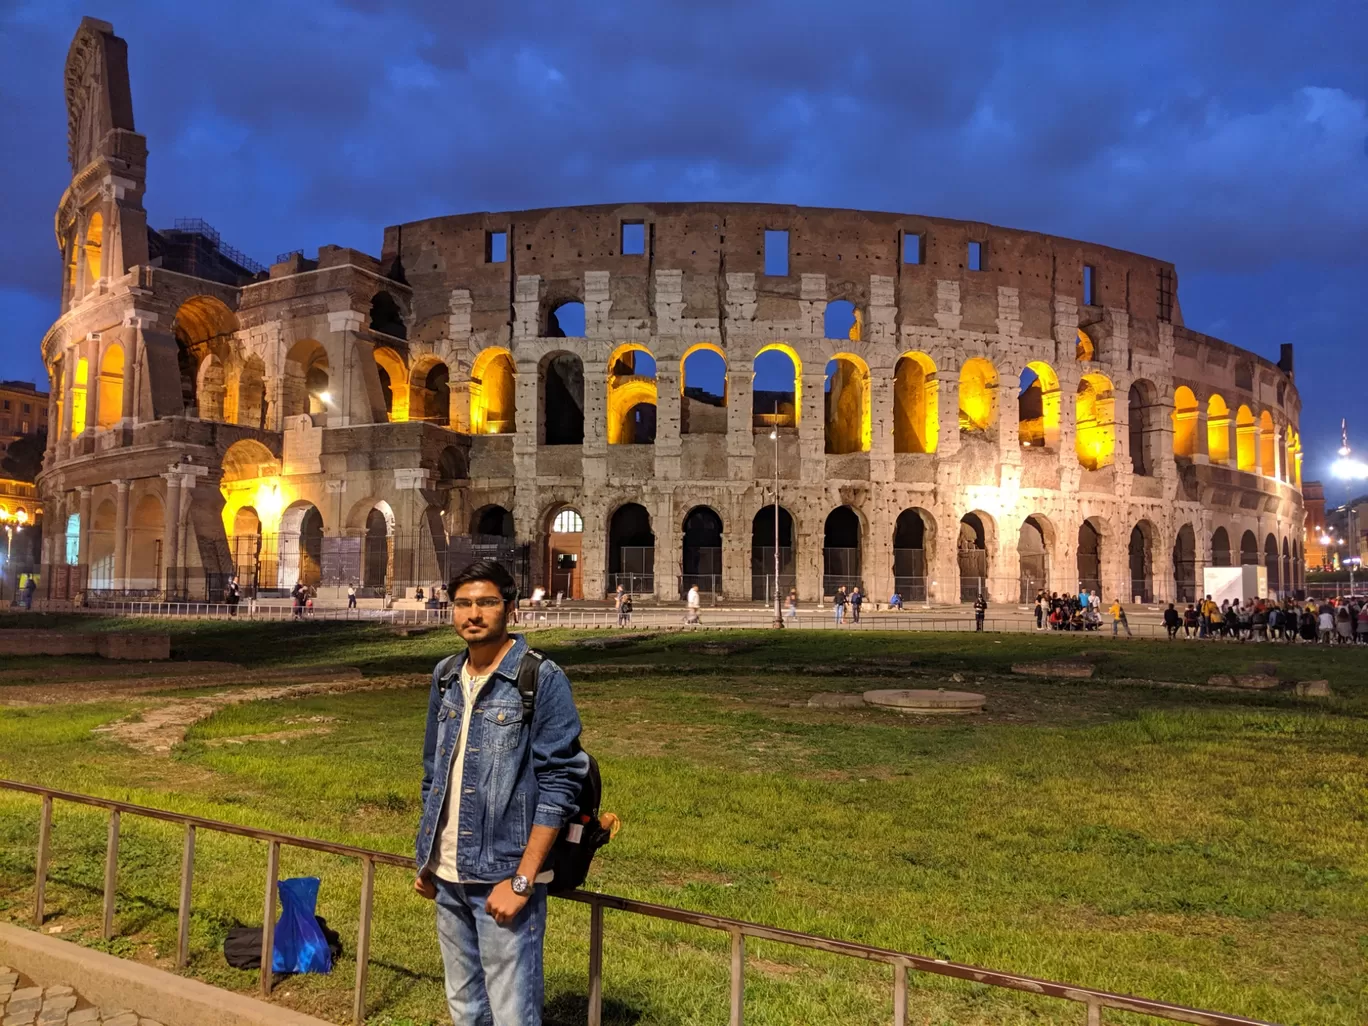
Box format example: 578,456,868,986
414,560,589,1026
1109,598,1132,637
849,587,863,624
617,592,632,627
348,583,357,610
973,594,987,631
833,586,847,625
685,584,701,625
785,590,798,621
1034,595,1044,630
613,585,625,626
291,580,307,620
22,575,36,611
1162,602,1179,639
225,577,241,617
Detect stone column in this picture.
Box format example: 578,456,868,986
798,366,826,485
112,479,130,590
76,488,92,586
162,472,182,595
725,365,756,479
654,358,682,483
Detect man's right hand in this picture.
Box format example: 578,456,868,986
414,872,437,900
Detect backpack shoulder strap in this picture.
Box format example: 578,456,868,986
517,648,546,724
435,654,463,696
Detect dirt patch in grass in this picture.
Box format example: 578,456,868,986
0,665,366,706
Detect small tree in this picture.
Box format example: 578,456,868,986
1,432,47,482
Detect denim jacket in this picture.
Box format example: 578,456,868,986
416,635,589,881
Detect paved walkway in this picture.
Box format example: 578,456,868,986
0,966,161,1026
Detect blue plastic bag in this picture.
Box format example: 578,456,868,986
272,876,332,974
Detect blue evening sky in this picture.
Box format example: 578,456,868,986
3,1,1366,497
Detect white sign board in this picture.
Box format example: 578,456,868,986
1202,564,1268,605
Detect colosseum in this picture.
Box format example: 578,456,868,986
36,18,1306,607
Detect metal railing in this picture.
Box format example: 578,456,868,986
0,779,1277,1026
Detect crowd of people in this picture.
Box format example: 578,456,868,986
1033,590,1110,632
1160,595,1368,643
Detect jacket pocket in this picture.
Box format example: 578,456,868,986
483,703,524,753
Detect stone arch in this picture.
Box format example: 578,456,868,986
1075,328,1095,362
84,211,103,282
824,299,858,341
1239,529,1258,566
545,504,584,599
824,353,871,455
70,357,89,437
1129,520,1156,602
958,511,995,602
753,343,801,428
1018,514,1055,601
127,493,164,590
374,346,410,422
1211,526,1232,567
278,501,324,590
607,344,657,445
89,498,117,589
1259,410,1276,478
822,505,863,595
607,501,654,594
681,505,724,596
958,358,998,438
1235,405,1256,472
235,355,266,428
894,352,938,454
1018,361,1060,450
540,351,585,445
362,501,395,592
369,291,407,340
96,343,124,429
437,446,468,485
283,339,330,419
1206,394,1231,465
230,505,263,588
547,301,586,338
197,354,227,422
1076,373,1116,471
751,504,796,601
1077,517,1106,596
1172,386,1198,458
894,507,935,601
173,296,239,415
1264,533,1281,595
681,343,727,436
470,348,516,434
1173,523,1197,602
471,504,515,539
410,356,451,425
1128,379,1161,477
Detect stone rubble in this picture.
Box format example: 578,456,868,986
0,969,164,1026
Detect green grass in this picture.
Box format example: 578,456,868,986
0,619,1364,1024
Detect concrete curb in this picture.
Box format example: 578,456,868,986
0,924,337,1026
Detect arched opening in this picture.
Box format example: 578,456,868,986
84,212,103,282
824,354,871,455
546,507,583,600
64,513,80,566
282,339,330,419
363,503,394,593
607,345,657,445
235,356,266,428
1172,386,1198,458
894,353,938,454
369,291,407,340
230,506,262,591
823,506,862,596
409,359,451,425
1173,524,1197,602
751,505,795,601
278,503,324,590
1259,411,1276,478
1235,406,1256,472
681,506,723,597
958,512,991,601
1129,522,1154,602
127,494,164,590
958,358,998,438
197,355,227,422
1075,328,1095,362
1282,538,1292,596
470,348,517,434
97,344,124,429
681,344,727,436
894,508,933,602
1018,515,1051,602
753,345,800,428
374,347,409,422
1076,374,1116,470
1128,380,1159,476
1017,362,1060,450
607,503,654,595
70,357,89,438
1264,533,1281,595
472,505,515,540
1077,519,1103,596
172,296,239,417
824,300,859,341
89,499,116,589
1207,395,1231,466
1211,527,1232,568
547,301,586,338
541,353,585,445
1239,530,1258,567
437,446,468,486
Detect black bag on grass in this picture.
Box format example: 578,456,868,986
223,916,342,971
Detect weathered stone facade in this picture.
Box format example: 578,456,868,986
37,18,1305,606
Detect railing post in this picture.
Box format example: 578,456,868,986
260,840,279,997
892,960,907,1026
352,857,375,1026
177,824,195,968
587,898,603,1026
102,809,120,940
729,928,744,1026
33,794,52,928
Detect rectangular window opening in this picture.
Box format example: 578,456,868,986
764,230,789,276
967,241,983,272
902,232,922,266
621,221,645,256
1083,264,1096,305
486,230,507,264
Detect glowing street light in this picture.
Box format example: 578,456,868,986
1332,419,1368,479
0,508,28,565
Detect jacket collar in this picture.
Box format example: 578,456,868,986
454,633,526,682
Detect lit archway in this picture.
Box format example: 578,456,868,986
1207,395,1231,466
607,345,657,444
753,344,801,428
172,296,239,416
894,352,938,454
97,344,124,429
282,339,330,419
1259,411,1276,478
230,506,263,589
1076,373,1116,471
410,358,451,425
84,212,104,282
219,439,282,536
1018,362,1060,450
681,344,727,436
1235,406,1256,472
70,357,89,437
197,355,227,422
681,506,724,596
1172,386,1198,457
470,348,516,434
824,354,871,454
958,358,998,437
1075,328,1094,362
374,347,409,422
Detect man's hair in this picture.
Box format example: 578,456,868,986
447,559,518,603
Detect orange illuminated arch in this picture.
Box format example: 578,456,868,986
894,351,937,454
958,357,998,436
1075,372,1116,471
1235,404,1256,472
470,347,516,434
1075,328,1094,362
70,357,89,437
96,344,124,429
84,212,103,282
1206,394,1231,465
1172,386,1198,457
374,346,410,422
824,352,871,454
1018,361,1060,449
1258,410,1276,478
753,343,802,428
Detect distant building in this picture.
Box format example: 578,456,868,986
1302,481,1326,568
1324,493,1368,567
0,380,49,461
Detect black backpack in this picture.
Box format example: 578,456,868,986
438,647,611,894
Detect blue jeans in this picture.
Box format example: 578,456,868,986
434,879,546,1025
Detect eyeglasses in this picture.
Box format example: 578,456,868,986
451,597,507,610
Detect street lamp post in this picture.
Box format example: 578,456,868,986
0,509,29,601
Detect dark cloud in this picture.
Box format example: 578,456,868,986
4,0,1367,496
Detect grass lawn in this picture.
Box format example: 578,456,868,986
0,616,1364,1025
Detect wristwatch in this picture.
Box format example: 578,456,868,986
510,874,531,896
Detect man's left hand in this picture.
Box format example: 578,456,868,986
485,879,529,926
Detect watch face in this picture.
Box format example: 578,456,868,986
511,875,529,895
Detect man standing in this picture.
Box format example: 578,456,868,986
348,584,357,610
849,586,863,624
291,580,307,620
973,593,987,631
226,577,241,617
833,585,847,625
415,559,588,1025
685,584,701,625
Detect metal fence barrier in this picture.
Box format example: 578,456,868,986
0,779,1277,1026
